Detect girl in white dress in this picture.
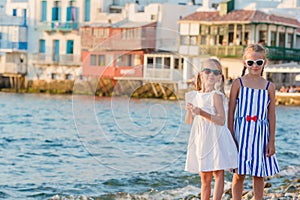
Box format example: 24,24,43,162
185,58,238,200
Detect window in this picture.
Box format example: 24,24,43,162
93,28,109,38
133,54,142,66
115,54,122,67
259,30,266,43
98,55,105,66
13,9,17,16
67,2,78,21
51,73,57,80
66,40,74,54
52,1,61,21
201,26,209,35
287,33,293,48
90,55,96,66
190,36,197,46
147,57,153,68
155,57,162,68
39,39,45,53
279,33,285,47
164,57,171,69
124,54,132,66
65,73,73,80
180,36,189,45
41,1,47,21
218,35,223,45
201,36,207,45
174,58,179,69
270,31,276,46
84,0,90,21
106,54,113,66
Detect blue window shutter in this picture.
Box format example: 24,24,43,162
76,7,79,22
85,0,90,22
41,1,47,21
67,40,74,54
39,40,45,53
58,7,61,21
67,7,71,21
52,7,57,20
54,40,60,61
13,9,17,16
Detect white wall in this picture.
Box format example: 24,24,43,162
157,3,198,51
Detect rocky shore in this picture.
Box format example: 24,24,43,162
183,177,300,200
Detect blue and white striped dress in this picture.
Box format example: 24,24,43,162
234,78,279,177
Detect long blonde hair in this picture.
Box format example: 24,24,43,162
242,44,268,76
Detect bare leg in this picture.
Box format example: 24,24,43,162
212,170,224,200
253,176,264,200
232,173,245,200
200,171,213,200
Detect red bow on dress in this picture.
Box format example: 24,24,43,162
246,115,257,122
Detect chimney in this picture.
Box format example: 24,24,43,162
219,0,234,16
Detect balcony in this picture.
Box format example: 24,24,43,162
197,45,244,58
266,46,300,62
32,53,81,66
194,45,300,61
0,41,28,52
1,62,26,75
38,21,79,32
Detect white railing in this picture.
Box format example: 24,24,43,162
32,53,81,66
3,63,26,74
144,68,183,81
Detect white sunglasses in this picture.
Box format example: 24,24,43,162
245,59,264,67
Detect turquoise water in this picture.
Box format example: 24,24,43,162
0,93,299,199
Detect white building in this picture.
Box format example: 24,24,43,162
27,0,86,81
0,0,28,90
26,0,199,82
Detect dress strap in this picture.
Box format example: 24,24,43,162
266,81,270,90
238,78,244,87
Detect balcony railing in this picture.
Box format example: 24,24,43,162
2,63,26,74
197,45,300,61
32,53,81,66
144,68,183,81
198,45,244,58
266,46,300,61
38,21,79,32
0,41,28,51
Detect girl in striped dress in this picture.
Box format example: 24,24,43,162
228,44,279,199
185,59,238,200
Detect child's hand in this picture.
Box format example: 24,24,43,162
266,142,275,157
191,106,202,115
186,103,194,111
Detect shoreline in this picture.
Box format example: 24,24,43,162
2,88,300,106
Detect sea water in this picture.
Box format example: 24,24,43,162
0,93,299,199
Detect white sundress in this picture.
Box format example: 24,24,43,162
185,90,238,173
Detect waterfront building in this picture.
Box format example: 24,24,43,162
0,0,28,91
27,0,84,82
81,3,198,82
178,0,300,88
81,21,156,79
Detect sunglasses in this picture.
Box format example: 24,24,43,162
202,68,222,76
245,59,264,67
